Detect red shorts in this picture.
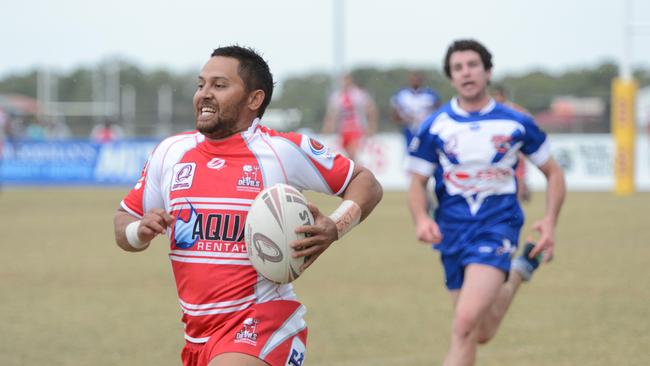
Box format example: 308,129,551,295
181,300,308,366
340,130,364,151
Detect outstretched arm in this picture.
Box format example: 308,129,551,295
529,157,565,262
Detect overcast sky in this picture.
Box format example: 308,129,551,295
3,0,650,84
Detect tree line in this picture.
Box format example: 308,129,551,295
1,60,648,136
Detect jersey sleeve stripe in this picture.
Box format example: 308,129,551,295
120,200,143,218
405,155,435,177
333,159,355,196
527,140,552,166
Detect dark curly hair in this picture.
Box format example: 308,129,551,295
443,39,493,79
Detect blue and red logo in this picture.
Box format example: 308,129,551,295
492,135,512,154
308,138,326,155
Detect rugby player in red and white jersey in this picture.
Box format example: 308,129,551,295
321,73,378,162
113,46,383,366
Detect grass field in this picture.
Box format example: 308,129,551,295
1,188,649,366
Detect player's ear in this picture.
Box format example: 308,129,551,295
248,90,265,112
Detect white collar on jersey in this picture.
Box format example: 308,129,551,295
248,117,260,131
451,97,496,117
240,117,261,140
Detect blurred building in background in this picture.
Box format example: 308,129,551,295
534,96,607,133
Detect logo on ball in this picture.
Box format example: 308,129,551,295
252,233,283,263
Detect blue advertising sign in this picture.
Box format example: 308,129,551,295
0,139,159,185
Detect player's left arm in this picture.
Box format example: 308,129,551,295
292,164,383,270
530,157,566,262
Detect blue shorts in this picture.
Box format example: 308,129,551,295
436,222,521,290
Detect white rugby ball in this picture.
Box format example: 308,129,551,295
245,183,314,284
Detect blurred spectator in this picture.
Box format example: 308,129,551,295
390,71,441,148
91,118,124,143
0,108,9,158
25,119,46,140
0,108,10,141
45,116,71,140
321,73,378,161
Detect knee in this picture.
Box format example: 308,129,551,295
476,329,496,345
451,312,479,341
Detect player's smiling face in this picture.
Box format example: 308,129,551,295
193,56,251,139
449,50,492,104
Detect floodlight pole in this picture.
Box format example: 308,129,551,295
621,0,634,81
332,0,345,91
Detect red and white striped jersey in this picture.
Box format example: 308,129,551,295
327,86,372,134
121,119,354,343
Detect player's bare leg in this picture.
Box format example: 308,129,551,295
476,269,524,343
209,352,269,366
443,264,505,366
478,242,541,343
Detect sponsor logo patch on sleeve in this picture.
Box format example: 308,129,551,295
300,136,335,169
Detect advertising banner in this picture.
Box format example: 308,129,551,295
0,139,158,185
1,134,649,191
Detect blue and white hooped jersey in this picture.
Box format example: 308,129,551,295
406,98,551,223
390,87,440,132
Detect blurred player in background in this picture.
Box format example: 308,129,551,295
90,118,124,143
113,46,382,366
390,71,441,148
492,85,531,202
406,39,565,366
321,73,378,161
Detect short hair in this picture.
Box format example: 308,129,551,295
443,39,493,79
211,46,274,117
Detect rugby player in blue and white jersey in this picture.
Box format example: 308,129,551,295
405,39,566,366
390,71,441,147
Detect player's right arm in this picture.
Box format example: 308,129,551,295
112,134,193,252
407,172,442,244
114,208,174,252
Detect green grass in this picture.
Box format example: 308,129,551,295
0,188,648,365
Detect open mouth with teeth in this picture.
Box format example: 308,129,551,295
199,105,217,118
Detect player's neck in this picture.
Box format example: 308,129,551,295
457,92,491,113
203,116,258,141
